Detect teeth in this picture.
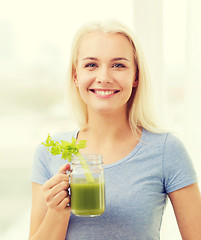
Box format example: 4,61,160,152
95,90,116,96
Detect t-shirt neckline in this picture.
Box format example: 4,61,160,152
73,128,146,169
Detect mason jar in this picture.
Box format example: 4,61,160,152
70,154,105,217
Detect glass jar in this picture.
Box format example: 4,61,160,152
70,154,105,217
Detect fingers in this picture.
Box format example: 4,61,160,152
47,180,70,201
42,165,71,212
47,189,68,209
58,163,71,174
56,195,71,211
43,179,70,211
43,173,69,190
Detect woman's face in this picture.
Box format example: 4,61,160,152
74,31,138,115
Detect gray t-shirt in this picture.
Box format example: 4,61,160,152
31,128,197,240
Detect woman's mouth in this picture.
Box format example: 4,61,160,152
89,89,120,97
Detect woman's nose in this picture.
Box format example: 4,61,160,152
96,67,112,83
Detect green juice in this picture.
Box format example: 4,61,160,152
71,179,105,217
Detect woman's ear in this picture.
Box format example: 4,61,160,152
133,79,138,88
133,66,139,87
73,71,79,86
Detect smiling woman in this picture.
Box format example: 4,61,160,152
68,22,158,136
29,21,201,240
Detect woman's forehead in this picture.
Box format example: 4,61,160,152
77,31,134,61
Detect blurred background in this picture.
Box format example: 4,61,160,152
0,0,200,239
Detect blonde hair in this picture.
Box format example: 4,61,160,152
67,21,162,136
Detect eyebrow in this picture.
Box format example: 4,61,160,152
82,57,98,61
111,57,129,62
82,57,130,62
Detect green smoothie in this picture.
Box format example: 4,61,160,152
71,178,105,216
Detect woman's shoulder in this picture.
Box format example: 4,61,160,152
141,128,193,170
142,128,184,150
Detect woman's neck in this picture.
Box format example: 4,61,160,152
79,110,134,144
77,111,142,163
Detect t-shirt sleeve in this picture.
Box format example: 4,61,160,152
163,133,198,193
31,143,53,185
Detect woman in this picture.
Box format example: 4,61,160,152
29,21,201,239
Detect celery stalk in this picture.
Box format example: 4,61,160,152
77,153,95,183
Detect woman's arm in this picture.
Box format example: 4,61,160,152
168,183,201,240
29,164,71,240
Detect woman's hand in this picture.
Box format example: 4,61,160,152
42,164,71,212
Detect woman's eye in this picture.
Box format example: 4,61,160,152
85,63,97,68
112,63,126,68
